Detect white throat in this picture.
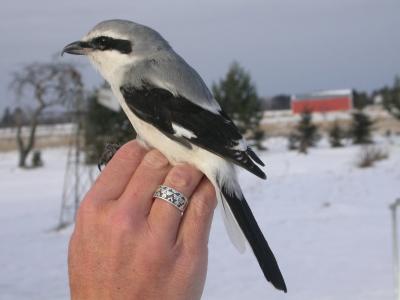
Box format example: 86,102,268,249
88,52,139,86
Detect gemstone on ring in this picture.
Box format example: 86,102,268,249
153,185,188,213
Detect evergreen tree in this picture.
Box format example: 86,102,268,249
212,62,265,149
84,90,136,164
353,90,370,110
382,76,400,120
350,110,374,144
289,110,319,153
0,107,13,127
329,121,345,148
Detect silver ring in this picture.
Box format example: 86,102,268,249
153,185,188,214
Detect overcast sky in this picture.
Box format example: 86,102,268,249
0,0,399,110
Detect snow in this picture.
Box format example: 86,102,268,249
0,137,399,300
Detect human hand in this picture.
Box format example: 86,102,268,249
68,140,217,300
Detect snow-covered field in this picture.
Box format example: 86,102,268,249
0,138,399,300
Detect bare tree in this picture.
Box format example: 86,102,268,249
10,61,83,168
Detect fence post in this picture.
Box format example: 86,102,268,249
390,198,400,300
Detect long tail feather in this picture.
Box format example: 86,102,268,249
220,183,287,293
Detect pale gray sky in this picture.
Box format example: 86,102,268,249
0,0,399,110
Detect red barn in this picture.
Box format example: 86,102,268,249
291,89,353,114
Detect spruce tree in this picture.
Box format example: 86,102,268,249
382,76,400,120
83,90,136,164
353,90,370,110
350,110,374,144
0,107,13,127
212,62,265,149
329,121,345,148
289,109,319,154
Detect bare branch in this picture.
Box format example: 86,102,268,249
9,60,84,167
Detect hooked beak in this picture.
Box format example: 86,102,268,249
61,41,92,56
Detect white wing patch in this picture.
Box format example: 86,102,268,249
172,123,197,139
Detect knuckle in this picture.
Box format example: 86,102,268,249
140,238,173,267
192,183,217,216
192,201,212,220
143,149,169,169
109,211,136,234
148,241,167,258
93,172,106,187
116,140,146,161
167,166,192,188
140,251,166,270
181,242,207,263
76,197,96,220
184,243,201,257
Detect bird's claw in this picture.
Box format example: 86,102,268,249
98,143,121,171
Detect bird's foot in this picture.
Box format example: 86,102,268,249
98,143,121,171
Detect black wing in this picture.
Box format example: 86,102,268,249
120,83,266,179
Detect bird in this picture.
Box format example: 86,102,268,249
62,19,286,292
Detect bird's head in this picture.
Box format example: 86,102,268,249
62,19,170,83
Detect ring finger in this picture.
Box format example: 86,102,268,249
148,163,203,244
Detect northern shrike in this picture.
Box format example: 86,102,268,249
63,19,286,292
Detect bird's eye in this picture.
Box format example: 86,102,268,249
98,37,108,50
93,36,109,50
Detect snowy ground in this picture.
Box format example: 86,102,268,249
0,137,399,300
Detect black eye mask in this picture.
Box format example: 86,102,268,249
91,36,132,54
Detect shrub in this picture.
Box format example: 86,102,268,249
356,146,389,168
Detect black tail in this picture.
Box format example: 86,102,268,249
221,185,287,293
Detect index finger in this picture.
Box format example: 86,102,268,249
86,140,148,203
